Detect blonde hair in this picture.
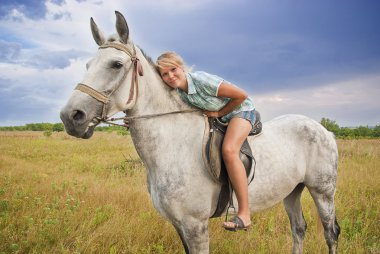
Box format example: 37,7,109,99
155,51,190,74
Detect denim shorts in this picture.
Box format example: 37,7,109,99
231,110,256,129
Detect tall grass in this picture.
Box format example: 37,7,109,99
0,132,379,253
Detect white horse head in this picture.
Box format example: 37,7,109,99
61,11,183,138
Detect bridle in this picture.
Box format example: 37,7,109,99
75,41,143,126
74,41,198,128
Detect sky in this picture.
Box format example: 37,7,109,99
0,0,379,127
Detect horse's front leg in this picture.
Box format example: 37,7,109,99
173,218,210,254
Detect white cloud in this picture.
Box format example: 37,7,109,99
0,56,87,93
254,74,380,126
0,40,21,61
1,1,110,52
0,0,220,126
0,0,219,54
0,57,88,125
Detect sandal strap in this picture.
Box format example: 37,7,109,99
230,216,245,228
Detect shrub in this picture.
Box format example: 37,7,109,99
43,130,52,137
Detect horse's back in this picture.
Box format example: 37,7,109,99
253,114,336,150
252,114,337,167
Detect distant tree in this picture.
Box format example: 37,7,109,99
353,126,373,137
95,125,128,133
25,123,54,131
15,126,27,131
52,123,64,132
25,123,38,131
320,118,340,136
339,127,354,138
373,125,380,137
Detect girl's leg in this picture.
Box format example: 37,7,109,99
222,117,252,228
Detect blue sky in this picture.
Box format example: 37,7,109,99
0,0,379,127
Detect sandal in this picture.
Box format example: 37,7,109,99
223,216,251,232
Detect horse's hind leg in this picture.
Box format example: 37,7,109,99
308,187,340,254
284,183,307,254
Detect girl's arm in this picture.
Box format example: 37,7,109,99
204,81,248,118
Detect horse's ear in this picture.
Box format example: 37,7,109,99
115,11,129,44
90,17,106,46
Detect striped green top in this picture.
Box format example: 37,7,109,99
176,71,254,122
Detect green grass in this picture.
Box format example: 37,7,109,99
0,132,379,253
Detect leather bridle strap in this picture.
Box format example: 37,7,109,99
75,83,108,104
99,42,135,58
126,56,139,106
74,42,143,120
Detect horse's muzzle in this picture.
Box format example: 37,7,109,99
60,106,97,139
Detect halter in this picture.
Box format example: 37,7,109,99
75,41,143,122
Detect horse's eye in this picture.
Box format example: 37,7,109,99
112,62,123,69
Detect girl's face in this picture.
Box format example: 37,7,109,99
159,66,187,90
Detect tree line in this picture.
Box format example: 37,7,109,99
0,123,127,134
0,119,379,138
320,118,380,138
0,123,65,132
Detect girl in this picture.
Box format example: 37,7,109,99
156,52,255,231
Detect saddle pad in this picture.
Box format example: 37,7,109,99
206,116,258,180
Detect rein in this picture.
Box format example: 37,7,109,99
104,109,200,128
74,41,199,128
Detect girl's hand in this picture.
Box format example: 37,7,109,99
203,110,220,118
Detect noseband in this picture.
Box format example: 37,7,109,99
75,41,143,122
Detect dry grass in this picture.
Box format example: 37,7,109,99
0,132,379,253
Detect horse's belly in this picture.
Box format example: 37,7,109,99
247,130,307,211
248,157,303,211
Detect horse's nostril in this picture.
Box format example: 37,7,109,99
72,110,85,122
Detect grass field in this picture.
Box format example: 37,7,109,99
0,131,379,254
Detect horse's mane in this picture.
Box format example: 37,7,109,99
138,47,155,67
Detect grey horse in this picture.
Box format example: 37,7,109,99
60,11,340,254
